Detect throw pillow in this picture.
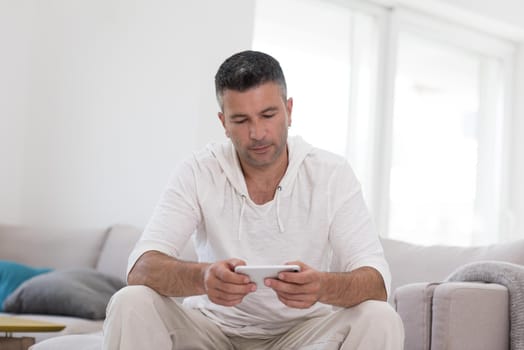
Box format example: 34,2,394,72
0,260,52,312
3,267,126,320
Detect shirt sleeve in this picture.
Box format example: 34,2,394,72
328,162,392,298
127,159,202,278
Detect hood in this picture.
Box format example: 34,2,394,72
207,136,314,238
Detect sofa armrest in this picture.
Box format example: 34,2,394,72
430,282,509,350
394,282,440,350
394,282,509,350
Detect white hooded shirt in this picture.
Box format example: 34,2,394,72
127,136,391,338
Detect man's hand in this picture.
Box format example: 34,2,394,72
204,258,256,307
266,262,387,309
264,261,323,309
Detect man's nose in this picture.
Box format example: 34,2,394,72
249,120,265,140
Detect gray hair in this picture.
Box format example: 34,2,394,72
214,50,287,109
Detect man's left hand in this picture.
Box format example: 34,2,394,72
265,261,323,309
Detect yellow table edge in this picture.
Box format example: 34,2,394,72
0,316,66,332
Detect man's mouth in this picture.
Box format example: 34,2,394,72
250,144,271,153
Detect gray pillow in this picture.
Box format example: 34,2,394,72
3,268,125,320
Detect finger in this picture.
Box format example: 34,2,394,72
208,292,245,306
277,290,315,302
207,279,254,301
209,289,243,302
265,277,302,293
277,271,303,284
214,280,256,295
227,258,247,269
208,269,254,293
279,267,319,288
214,263,251,285
208,279,256,305
205,269,254,300
276,293,316,309
217,269,251,285
268,277,321,303
284,261,307,271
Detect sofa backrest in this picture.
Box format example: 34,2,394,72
0,223,195,283
94,225,198,282
382,237,524,296
95,225,143,281
5,221,522,295
0,223,108,269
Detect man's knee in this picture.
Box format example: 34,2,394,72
355,300,404,334
338,301,404,349
107,285,162,316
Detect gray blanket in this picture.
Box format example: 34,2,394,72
447,261,524,350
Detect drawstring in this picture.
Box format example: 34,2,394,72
275,186,284,233
237,194,246,240
237,187,284,240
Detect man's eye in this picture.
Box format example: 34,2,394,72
262,114,276,118
233,119,247,124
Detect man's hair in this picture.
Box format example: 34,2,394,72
215,50,287,109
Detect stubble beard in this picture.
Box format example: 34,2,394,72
239,127,288,170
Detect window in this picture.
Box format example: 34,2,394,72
253,1,515,246
253,0,384,207
382,10,514,245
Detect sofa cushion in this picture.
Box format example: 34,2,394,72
431,282,509,350
95,225,143,281
393,282,439,350
30,332,103,350
0,314,104,343
3,268,125,320
0,260,51,311
382,237,524,295
0,223,108,269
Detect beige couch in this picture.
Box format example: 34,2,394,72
383,238,524,350
2,223,523,349
0,223,143,343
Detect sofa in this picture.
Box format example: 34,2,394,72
2,222,523,349
383,238,524,350
0,223,143,343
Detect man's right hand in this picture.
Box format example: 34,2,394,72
203,259,256,306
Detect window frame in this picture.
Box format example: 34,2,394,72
373,7,516,244
252,0,518,244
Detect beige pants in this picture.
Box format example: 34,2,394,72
103,286,404,350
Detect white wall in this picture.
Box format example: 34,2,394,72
0,1,35,224
0,0,254,229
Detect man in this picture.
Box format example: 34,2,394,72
103,50,404,349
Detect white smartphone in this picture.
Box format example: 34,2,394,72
234,265,301,288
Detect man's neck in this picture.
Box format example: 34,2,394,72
240,150,288,205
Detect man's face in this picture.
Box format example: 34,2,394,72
218,82,293,171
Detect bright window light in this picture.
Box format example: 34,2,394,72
253,0,381,204
253,1,514,246
388,31,483,246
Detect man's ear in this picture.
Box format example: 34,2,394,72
218,112,230,137
286,97,293,127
